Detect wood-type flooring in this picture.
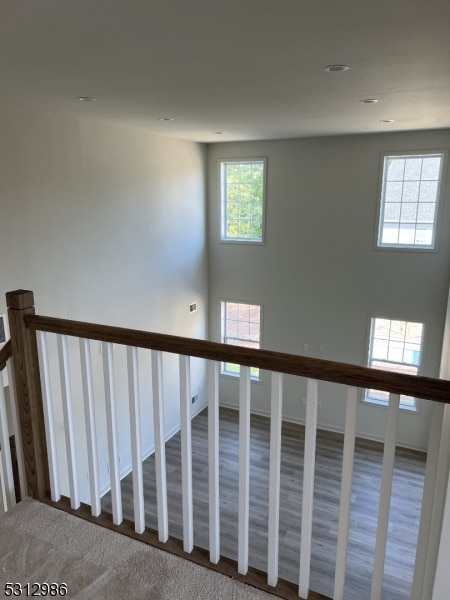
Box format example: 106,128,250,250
102,407,426,600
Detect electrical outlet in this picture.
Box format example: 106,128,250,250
191,393,198,405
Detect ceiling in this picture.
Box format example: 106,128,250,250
1,0,449,143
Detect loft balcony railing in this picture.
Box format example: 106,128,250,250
1,289,450,600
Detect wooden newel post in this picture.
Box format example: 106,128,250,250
6,290,50,499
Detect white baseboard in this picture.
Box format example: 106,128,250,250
218,401,427,453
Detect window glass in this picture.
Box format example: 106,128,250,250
378,153,444,249
220,160,266,243
366,318,424,410
221,301,261,379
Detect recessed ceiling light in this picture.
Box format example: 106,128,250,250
158,117,174,121
323,64,349,72
77,96,96,102
359,98,378,104
379,119,394,123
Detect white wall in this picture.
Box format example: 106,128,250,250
207,130,450,450
0,103,208,501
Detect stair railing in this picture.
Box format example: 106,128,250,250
5,289,450,600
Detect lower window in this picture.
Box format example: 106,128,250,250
365,317,424,411
221,301,261,380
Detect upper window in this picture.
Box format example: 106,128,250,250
365,317,424,411
220,159,266,243
221,301,261,380
377,153,444,249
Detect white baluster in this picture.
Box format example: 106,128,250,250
127,346,145,534
102,341,122,525
80,338,101,516
425,404,450,598
432,444,450,600
370,393,400,600
0,455,5,514
238,365,251,575
334,386,358,600
267,371,283,587
57,335,79,509
151,350,169,542
38,332,60,502
411,402,442,600
208,360,220,564
0,371,15,510
299,378,318,599
180,354,194,553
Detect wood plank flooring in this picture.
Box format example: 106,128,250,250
102,407,426,600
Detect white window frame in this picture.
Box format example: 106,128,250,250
220,158,267,244
364,317,425,412
376,151,445,250
220,300,262,381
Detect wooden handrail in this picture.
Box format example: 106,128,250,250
25,313,450,404
0,340,12,371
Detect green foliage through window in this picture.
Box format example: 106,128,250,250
221,160,266,242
